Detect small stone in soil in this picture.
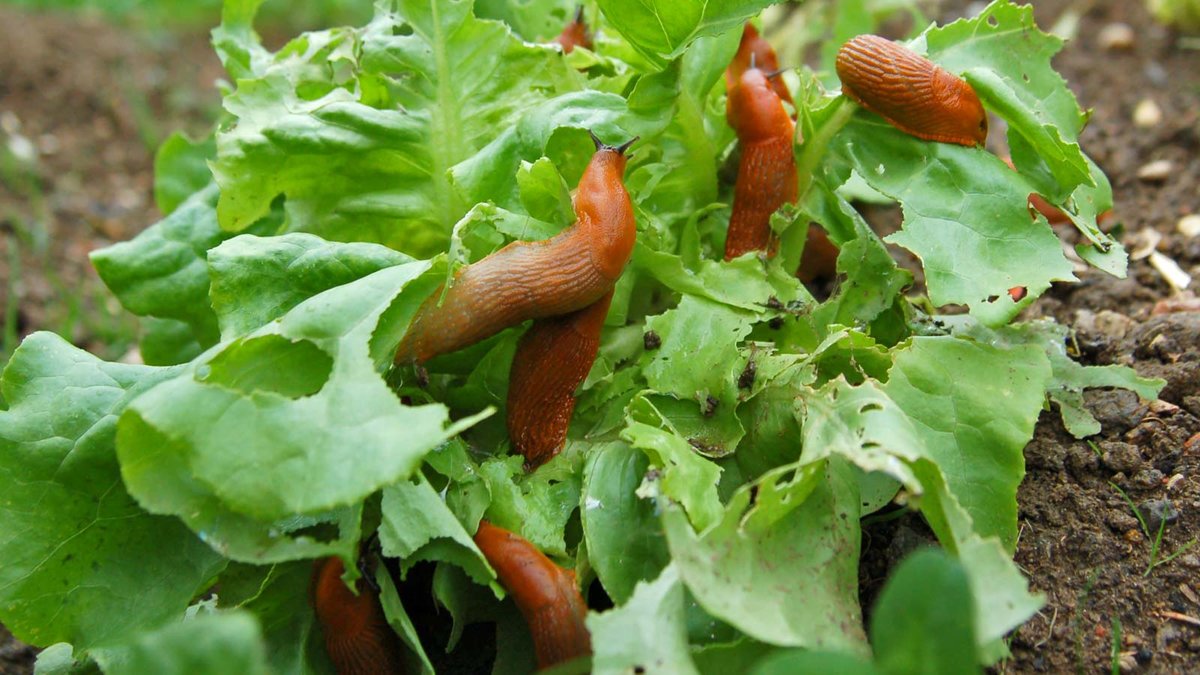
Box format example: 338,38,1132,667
1133,99,1163,127
1137,159,1174,182
1098,22,1136,50
1178,214,1200,239
1101,441,1146,474
1138,498,1179,533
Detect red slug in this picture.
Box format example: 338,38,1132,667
797,226,840,283
507,289,613,469
394,133,636,365
836,34,987,147
725,23,794,107
554,6,593,53
311,556,405,675
473,520,592,670
724,67,798,260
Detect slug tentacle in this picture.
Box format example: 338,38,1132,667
394,139,635,365
311,556,406,675
836,34,987,147
507,289,613,469
473,521,592,670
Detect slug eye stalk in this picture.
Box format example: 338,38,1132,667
587,129,639,155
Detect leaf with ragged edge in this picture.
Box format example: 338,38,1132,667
824,1,1121,324
586,564,699,675
595,0,777,68
831,122,1074,325
90,184,224,349
478,455,583,558
581,442,670,604
379,474,495,586
153,132,216,216
664,457,867,652
642,294,756,411
622,397,724,532
118,262,489,522
0,334,225,651
211,0,584,255
948,318,1164,438
517,157,574,224
881,336,1051,552
98,610,269,675
208,233,413,339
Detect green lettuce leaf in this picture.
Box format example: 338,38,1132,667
587,564,699,675
0,334,225,650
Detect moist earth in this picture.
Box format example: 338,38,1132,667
1,1,1199,673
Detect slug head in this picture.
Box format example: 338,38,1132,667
726,68,793,143
932,68,988,146
584,130,637,177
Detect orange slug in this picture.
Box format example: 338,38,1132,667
554,6,592,53
836,34,987,147
724,67,798,260
311,556,405,675
473,520,591,670
394,133,636,365
507,289,612,470
725,23,794,107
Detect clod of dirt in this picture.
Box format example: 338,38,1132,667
1085,390,1148,433
1138,498,1180,533
1101,440,1146,474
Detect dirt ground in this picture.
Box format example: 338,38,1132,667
1,1,1199,673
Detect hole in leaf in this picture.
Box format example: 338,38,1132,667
202,335,332,398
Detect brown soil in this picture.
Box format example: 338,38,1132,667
0,7,221,364
1,1,1198,674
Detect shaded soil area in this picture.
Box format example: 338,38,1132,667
1,1,1199,674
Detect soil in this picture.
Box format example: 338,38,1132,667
1,1,1198,674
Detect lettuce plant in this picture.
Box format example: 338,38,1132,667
0,0,1162,672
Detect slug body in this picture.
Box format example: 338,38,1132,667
725,24,794,107
724,68,798,260
395,140,635,364
311,557,405,675
554,7,593,53
836,34,987,147
797,226,839,283
507,289,612,469
474,520,591,670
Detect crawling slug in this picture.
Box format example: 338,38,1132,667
395,133,636,364
725,23,794,107
797,225,839,283
473,520,592,670
311,556,405,675
507,289,613,470
554,6,593,53
724,67,798,260
836,34,988,147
